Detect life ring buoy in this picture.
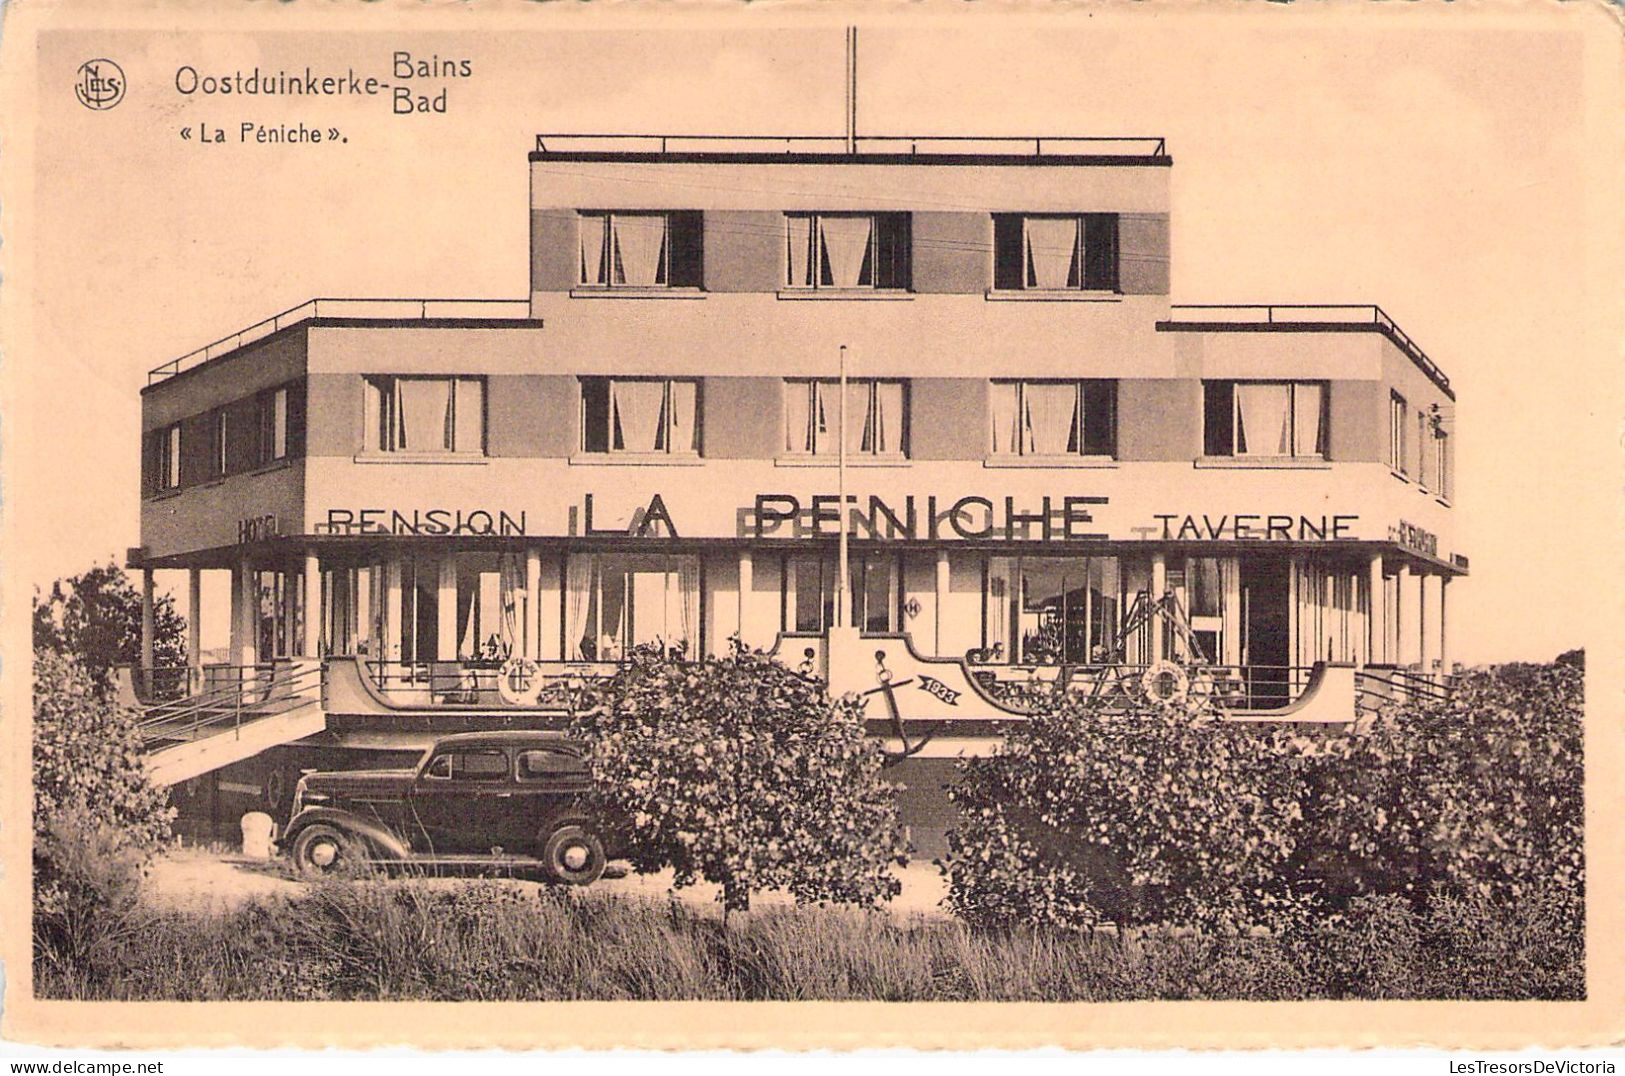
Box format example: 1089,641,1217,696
1142,660,1190,706
498,657,544,706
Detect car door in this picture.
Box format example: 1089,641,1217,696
409,747,513,855
513,747,592,854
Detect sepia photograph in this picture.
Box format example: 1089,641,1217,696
1,0,1621,1054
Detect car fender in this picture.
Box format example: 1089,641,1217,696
280,806,412,861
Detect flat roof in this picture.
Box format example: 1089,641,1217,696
530,133,1171,166
1158,304,1454,400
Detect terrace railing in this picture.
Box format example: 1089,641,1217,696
363,659,619,709
146,298,533,384
1167,303,1450,395
968,662,1318,714
535,133,1168,158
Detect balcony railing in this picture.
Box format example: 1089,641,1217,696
146,298,533,384
1166,303,1451,396
968,662,1318,714
534,133,1168,159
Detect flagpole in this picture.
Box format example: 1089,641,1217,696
836,344,850,629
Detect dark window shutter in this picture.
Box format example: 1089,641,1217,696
1084,214,1120,291
178,413,212,487
992,215,1023,291
580,378,610,453
1203,381,1234,457
874,213,911,290
668,212,704,288
141,429,158,495
226,397,261,474
286,380,307,459
1083,380,1117,456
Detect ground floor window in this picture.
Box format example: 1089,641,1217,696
255,569,303,660
566,553,700,661
782,552,898,635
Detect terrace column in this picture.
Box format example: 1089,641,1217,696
1367,554,1385,665
437,557,459,661
237,558,258,666
737,550,753,649
1150,553,1167,664
1438,577,1451,674
934,549,950,655
1395,563,1416,667
525,549,542,660
1418,573,1434,675
186,568,203,694
384,560,403,661
140,569,156,679
302,553,321,658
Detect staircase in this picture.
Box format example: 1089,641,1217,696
140,661,326,786
1355,665,1456,716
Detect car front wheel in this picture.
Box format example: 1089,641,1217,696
290,823,362,877
541,823,605,885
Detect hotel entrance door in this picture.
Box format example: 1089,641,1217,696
1241,559,1291,708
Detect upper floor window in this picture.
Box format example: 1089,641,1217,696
1204,380,1327,459
581,377,700,455
257,386,288,464
989,380,1116,458
785,213,910,290
210,409,229,478
1388,391,1409,474
364,376,485,455
993,214,1120,292
578,211,703,289
783,378,908,457
154,423,181,492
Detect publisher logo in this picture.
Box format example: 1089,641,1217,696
75,59,125,110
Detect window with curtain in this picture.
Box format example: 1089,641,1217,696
989,380,1116,457
257,386,289,464
1203,381,1327,459
578,211,703,289
992,214,1120,292
579,377,701,455
363,376,485,455
565,553,700,660
782,553,897,634
210,409,228,478
1389,391,1409,474
157,423,181,491
783,379,908,457
784,213,909,290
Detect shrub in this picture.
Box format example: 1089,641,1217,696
33,650,173,920
567,641,907,913
942,696,1316,932
1301,660,1583,910
33,561,187,690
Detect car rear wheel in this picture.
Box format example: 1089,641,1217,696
542,823,605,885
290,823,362,877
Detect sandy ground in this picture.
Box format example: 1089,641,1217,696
143,845,952,919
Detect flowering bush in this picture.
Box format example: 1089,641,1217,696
1300,660,1584,914
567,642,907,912
942,697,1316,932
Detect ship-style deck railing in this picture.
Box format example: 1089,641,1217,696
1166,303,1451,396
145,297,533,384
967,662,1318,714
534,133,1169,158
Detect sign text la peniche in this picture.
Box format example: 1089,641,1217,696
313,493,1364,544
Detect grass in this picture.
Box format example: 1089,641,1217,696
35,876,1583,1001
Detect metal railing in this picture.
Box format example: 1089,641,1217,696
967,662,1317,713
1355,665,1457,714
146,298,533,384
1166,303,1451,395
535,133,1169,158
364,659,619,709
139,663,322,746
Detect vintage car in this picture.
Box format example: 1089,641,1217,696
279,730,618,884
